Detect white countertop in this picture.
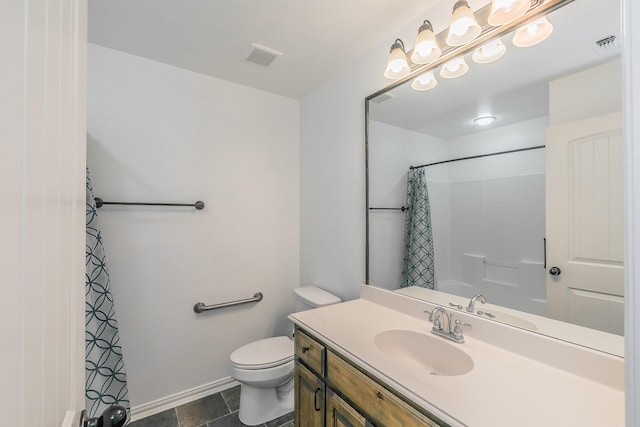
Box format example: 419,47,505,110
289,286,624,427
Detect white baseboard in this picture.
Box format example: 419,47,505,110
129,377,240,422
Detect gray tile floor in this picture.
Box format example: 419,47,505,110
127,386,294,427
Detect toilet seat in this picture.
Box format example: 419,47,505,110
230,336,293,370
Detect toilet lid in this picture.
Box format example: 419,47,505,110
230,336,294,370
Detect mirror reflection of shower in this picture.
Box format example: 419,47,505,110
426,147,546,316
369,120,547,317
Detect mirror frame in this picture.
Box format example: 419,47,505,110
364,0,574,282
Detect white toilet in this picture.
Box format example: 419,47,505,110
229,286,341,426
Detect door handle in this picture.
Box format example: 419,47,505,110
314,388,322,411
549,266,562,276
79,406,127,427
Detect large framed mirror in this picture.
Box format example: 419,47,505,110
365,0,623,355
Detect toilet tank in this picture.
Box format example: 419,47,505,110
294,286,341,311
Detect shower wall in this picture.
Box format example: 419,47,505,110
87,44,300,412
435,118,547,314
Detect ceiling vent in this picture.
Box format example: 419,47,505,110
591,31,621,55
241,43,283,67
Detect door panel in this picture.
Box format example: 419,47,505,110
546,112,624,335
1,1,87,426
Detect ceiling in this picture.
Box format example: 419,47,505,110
369,0,621,139
88,0,441,99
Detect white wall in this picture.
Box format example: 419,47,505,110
299,31,410,301
87,44,300,407
550,59,622,124
368,120,448,289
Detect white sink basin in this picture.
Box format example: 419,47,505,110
373,330,474,376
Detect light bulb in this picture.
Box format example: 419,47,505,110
474,116,497,126
411,72,438,91
384,39,410,79
513,16,554,47
440,57,469,79
411,21,441,65
446,1,481,46
488,0,530,26
472,39,507,63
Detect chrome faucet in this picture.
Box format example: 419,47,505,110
466,294,487,313
425,307,471,343
429,307,451,333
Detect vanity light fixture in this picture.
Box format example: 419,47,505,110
384,39,410,79
411,71,438,91
440,56,469,79
513,16,554,47
446,0,482,47
473,115,497,126
410,20,442,65
472,39,507,63
488,0,530,26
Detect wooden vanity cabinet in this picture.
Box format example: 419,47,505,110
294,326,448,427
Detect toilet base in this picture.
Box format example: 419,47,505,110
238,378,294,426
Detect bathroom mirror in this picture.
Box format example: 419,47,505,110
366,0,624,355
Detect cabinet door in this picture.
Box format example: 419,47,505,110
326,389,368,427
295,362,325,427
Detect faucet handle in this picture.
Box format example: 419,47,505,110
455,319,472,329
424,309,444,330
453,319,472,340
423,309,437,322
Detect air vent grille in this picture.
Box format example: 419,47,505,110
591,31,621,55
241,43,282,67
596,35,617,49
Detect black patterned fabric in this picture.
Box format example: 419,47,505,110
85,170,130,420
401,168,436,289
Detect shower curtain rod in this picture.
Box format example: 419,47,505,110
94,197,205,210
409,145,545,170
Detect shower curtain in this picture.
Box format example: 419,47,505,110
401,168,436,289
85,170,130,420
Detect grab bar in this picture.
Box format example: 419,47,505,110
193,292,263,313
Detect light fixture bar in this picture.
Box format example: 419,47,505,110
370,0,566,101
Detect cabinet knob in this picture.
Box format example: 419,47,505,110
301,346,309,353
376,391,383,400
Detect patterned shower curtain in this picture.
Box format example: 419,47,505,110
401,168,436,289
85,170,130,420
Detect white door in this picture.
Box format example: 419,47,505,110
0,1,88,426
546,112,624,335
